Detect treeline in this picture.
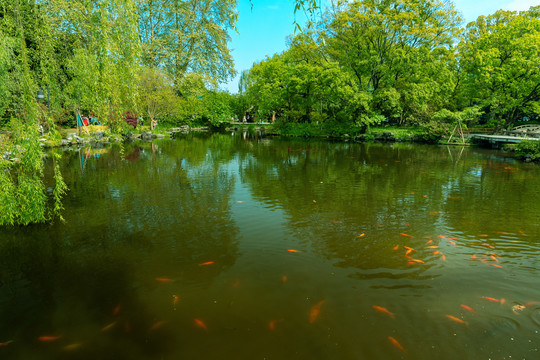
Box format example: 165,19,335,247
239,1,540,133
0,0,237,129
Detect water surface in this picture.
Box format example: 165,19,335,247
1,133,539,359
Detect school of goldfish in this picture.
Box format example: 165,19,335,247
3,228,535,357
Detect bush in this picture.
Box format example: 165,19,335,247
514,140,540,161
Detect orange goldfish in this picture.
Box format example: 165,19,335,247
425,246,438,249
156,278,173,283
392,245,399,251
400,233,412,237
232,280,241,288
479,234,488,237
438,235,445,239
281,275,288,283
268,320,282,331
441,254,446,261
287,249,301,253
101,321,117,332
173,295,180,306
490,264,502,268
426,240,433,244
489,255,499,262
63,343,82,351
112,304,121,316
470,254,476,259
481,244,495,249
194,318,207,330
433,251,441,255
149,321,167,331
446,315,467,325
410,258,425,264
460,304,475,313
449,241,456,247
372,305,394,318
309,300,326,323
403,246,415,255
388,336,407,353
357,233,366,238
199,261,214,266
480,296,500,303
500,298,506,305
38,336,62,342
0,340,13,347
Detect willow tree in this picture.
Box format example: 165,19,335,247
0,0,66,226
46,0,141,127
458,7,540,130
137,0,237,85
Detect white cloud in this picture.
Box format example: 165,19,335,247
506,0,538,11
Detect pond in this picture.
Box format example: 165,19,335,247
1,133,539,359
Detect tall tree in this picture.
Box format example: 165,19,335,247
458,7,540,129
137,0,237,84
322,0,462,123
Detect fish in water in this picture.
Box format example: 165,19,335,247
393,245,399,251
460,304,475,313
194,318,207,330
113,304,121,316
446,315,467,325
149,321,167,331
281,275,288,283
0,340,14,347
199,261,214,266
480,296,501,303
388,336,407,353
173,295,180,307
309,300,326,323
372,305,394,318
156,278,173,283
101,321,117,332
268,319,283,331
357,233,366,238
403,246,415,255
400,233,412,237
63,343,82,351
287,249,301,253
38,336,62,342
425,246,438,249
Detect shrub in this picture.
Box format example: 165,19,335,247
514,140,540,161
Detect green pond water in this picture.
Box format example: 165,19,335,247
1,133,540,359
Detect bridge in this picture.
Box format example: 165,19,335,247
469,125,540,145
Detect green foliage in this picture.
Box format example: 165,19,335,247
514,140,540,161
458,7,540,129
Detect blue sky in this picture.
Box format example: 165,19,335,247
222,0,539,93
